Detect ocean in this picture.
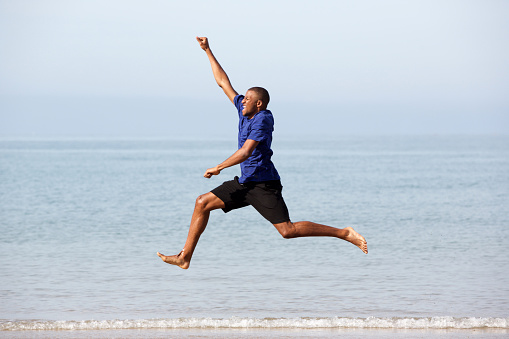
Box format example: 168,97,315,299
1,135,508,338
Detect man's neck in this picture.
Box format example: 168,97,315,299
245,109,263,120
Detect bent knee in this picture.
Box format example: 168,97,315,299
195,193,223,212
195,194,212,210
276,222,297,239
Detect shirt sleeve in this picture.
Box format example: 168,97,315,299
247,114,273,142
234,95,244,118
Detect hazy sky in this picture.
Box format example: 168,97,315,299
1,0,508,137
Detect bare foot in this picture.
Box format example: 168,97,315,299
157,251,190,269
344,227,368,254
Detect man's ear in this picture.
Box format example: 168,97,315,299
256,100,263,108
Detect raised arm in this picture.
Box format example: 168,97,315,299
196,37,238,103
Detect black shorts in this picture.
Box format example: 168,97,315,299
211,176,290,224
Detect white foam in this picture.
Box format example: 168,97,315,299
1,317,508,331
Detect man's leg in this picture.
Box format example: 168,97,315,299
272,221,368,254
157,192,225,269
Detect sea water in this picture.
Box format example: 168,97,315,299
0,135,508,336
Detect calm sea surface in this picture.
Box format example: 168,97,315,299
1,135,508,336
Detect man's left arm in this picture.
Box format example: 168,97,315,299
204,139,259,178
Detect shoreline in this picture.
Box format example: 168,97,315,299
1,328,509,339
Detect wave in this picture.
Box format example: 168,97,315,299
1,317,508,331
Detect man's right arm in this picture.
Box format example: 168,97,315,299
196,36,238,104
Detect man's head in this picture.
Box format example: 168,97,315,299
241,87,270,118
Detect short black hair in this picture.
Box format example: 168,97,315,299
248,87,270,105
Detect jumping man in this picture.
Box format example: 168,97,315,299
157,37,367,269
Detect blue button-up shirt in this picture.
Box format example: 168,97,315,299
234,95,280,184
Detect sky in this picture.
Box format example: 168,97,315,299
0,0,508,138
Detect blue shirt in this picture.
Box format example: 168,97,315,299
234,95,280,184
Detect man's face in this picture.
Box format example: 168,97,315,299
241,90,260,118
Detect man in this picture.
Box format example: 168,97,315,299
157,37,367,269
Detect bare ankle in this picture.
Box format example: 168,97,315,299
157,250,191,269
